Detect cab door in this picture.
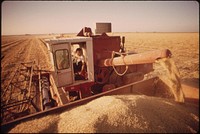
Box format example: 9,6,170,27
52,43,73,87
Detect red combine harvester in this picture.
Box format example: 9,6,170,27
1,27,189,132
43,27,171,107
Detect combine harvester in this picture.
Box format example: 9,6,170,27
1,26,198,132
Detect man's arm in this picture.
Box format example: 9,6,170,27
80,56,86,75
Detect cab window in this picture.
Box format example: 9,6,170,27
55,49,70,70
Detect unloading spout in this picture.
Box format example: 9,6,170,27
98,49,172,67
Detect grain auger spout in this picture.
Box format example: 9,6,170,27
98,49,172,67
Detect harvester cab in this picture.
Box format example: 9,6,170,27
45,36,94,88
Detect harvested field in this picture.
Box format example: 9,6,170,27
1,32,199,133
1,35,53,124
1,35,52,87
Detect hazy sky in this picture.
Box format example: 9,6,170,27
2,1,199,35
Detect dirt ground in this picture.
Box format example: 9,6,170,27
1,32,199,133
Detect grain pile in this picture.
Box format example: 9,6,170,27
9,95,199,133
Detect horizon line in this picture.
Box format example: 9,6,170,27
2,31,199,36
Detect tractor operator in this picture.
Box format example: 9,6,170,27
73,48,87,80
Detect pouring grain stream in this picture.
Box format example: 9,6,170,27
155,57,185,103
